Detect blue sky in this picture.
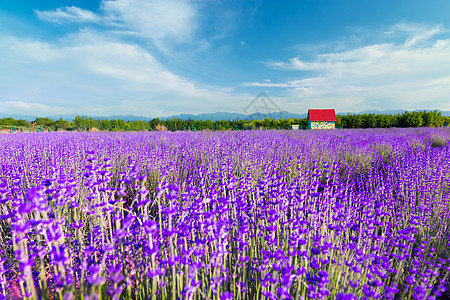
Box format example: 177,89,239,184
1,0,450,117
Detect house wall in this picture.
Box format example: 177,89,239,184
308,121,335,129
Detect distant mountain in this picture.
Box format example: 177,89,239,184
0,113,38,121
47,114,79,121
0,109,448,122
161,111,307,121
92,114,154,122
45,114,155,122
160,112,245,121
357,109,409,115
0,111,307,122
0,113,154,122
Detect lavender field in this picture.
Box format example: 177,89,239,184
1,128,450,300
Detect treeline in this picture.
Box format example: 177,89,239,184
337,110,449,128
0,110,449,132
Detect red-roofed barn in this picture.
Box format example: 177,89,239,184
308,109,336,129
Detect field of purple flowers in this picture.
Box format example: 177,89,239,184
0,128,450,300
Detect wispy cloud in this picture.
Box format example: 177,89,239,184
35,6,100,24
255,23,450,111
390,22,446,46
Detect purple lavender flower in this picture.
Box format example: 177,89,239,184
220,291,233,300
336,293,358,300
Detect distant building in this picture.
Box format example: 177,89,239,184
308,109,336,129
291,125,299,130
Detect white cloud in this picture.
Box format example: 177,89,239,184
259,23,450,112
36,0,198,52
0,101,75,116
0,32,251,117
35,6,100,24
102,0,197,50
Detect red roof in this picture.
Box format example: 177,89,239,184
308,109,336,122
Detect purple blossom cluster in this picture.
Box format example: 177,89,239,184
0,128,449,299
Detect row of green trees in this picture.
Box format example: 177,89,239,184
0,110,449,132
337,110,448,128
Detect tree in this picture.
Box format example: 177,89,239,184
55,118,69,130
362,114,376,128
375,114,389,128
